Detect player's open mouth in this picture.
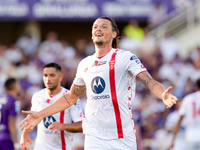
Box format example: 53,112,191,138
96,33,103,37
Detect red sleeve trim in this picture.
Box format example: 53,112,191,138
136,70,147,78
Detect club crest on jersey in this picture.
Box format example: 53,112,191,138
91,76,106,94
92,60,107,66
130,55,141,64
43,116,56,128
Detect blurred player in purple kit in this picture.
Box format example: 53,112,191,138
0,78,21,150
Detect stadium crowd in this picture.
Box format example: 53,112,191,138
0,20,200,150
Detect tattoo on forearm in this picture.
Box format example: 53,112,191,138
73,86,86,97
137,72,151,87
149,80,159,91
63,95,70,106
137,72,158,90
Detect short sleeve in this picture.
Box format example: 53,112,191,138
123,51,147,77
178,97,188,116
70,99,83,123
73,60,86,86
31,93,38,111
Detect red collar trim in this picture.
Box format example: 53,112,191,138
97,55,105,59
96,49,113,59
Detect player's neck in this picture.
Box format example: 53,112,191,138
95,44,112,57
6,90,17,98
47,86,62,96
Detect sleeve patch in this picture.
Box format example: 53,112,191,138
130,55,141,64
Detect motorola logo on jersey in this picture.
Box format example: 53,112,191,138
43,116,56,129
91,76,106,94
93,95,110,100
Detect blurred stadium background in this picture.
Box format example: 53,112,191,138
0,0,200,149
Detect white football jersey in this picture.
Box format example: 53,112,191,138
31,87,83,150
179,91,200,142
165,110,186,150
73,48,146,139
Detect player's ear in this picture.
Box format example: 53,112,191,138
112,31,117,38
59,73,63,82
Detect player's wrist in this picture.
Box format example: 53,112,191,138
59,123,65,130
38,110,46,120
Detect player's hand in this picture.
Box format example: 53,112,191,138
20,135,33,150
19,110,42,131
48,122,64,133
162,86,178,108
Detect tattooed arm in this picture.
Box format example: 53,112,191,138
39,84,85,118
137,71,178,108
137,71,165,100
20,84,86,130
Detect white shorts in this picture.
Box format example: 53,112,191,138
84,133,137,150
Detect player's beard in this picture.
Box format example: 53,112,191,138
47,83,58,91
95,40,103,47
95,39,111,48
17,91,21,97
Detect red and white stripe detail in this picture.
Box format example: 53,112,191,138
60,111,66,150
109,50,123,138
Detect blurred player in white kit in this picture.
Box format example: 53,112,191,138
170,78,200,150
165,100,186,150
20,63,83,150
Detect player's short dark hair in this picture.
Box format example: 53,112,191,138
98,16,120,48
196,78,200,89
4,78,17,91
43,63,62,72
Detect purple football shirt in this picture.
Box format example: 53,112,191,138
0,94,17,141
